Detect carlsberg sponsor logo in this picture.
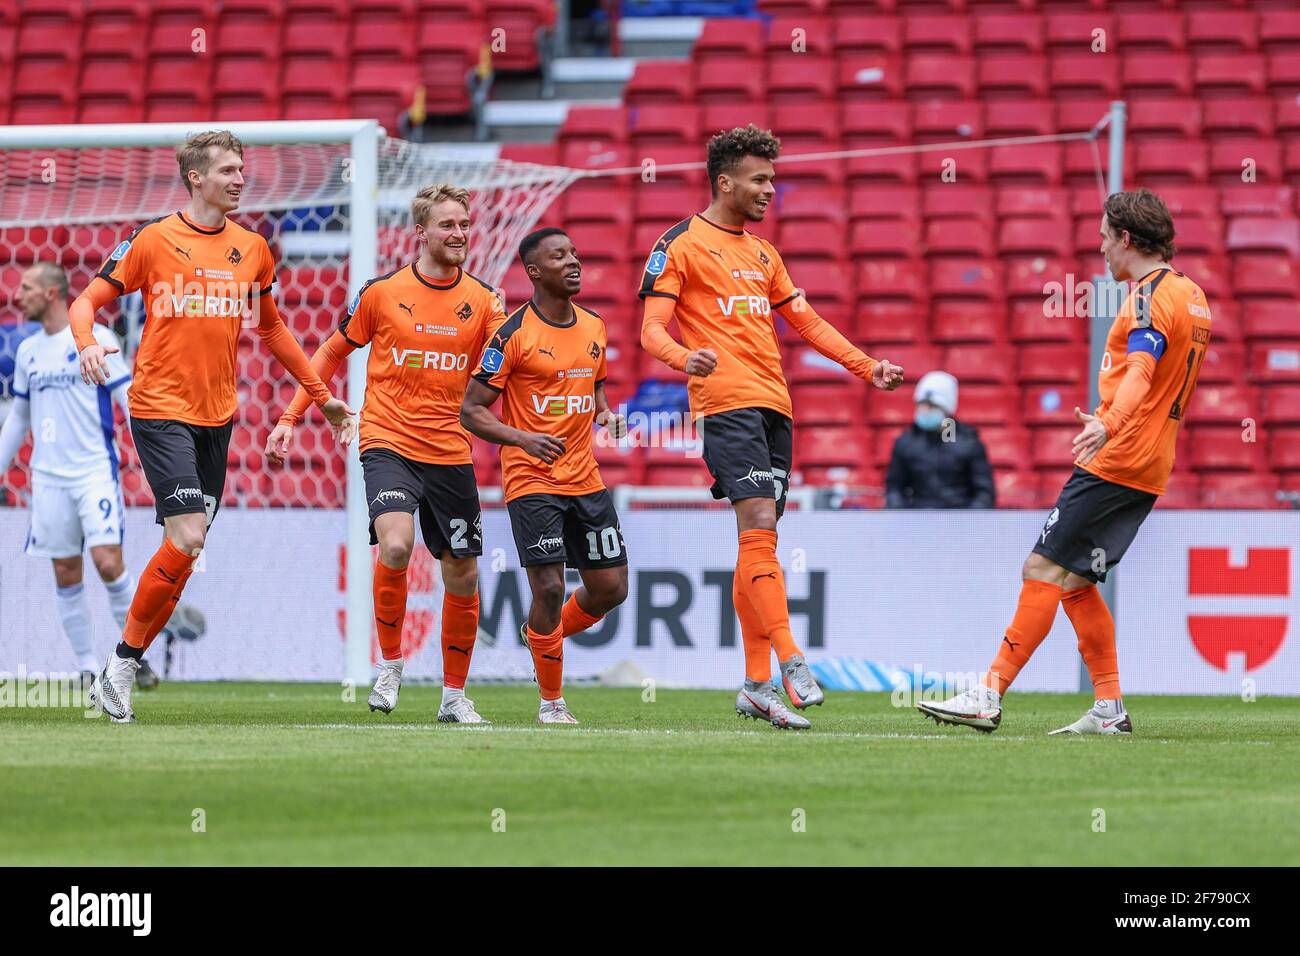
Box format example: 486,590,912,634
530,394,594,415
390,348,469,371
50,886,151,936
716,295,770,317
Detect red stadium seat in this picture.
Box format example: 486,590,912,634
973,13,1042,55
985,101,1056,137
1262,385,1300,424
1221,186,1295,218
1260,11,1300,51
922,186,994,223
850,186,921,225
932,301,1003,344
1117,16,1186,53
1200,472,1281,509
978,55,1048,99
695,57,765,103
1233,256,1298,297
856,301,926,346
766,15,834,59
1029,425,1076,471
1018,344,1088,385
797,425,871,468
903,15,971,56
1021,384,1087,426
906,55,976,98
1197,54,1268,98
833,15,902,56
855,259,926,301
777,185,847,226
849,219,920,259
791,382,866,427
999,217,1073,258
841,101,911,143
768,57,836,103
1250,343,1300,384
912,100,984,141
989,143,1062,185
941,344,1014,385
978,427,1030,469
1246,300,1300,341
1268,52,1300,95
695,17,763,61
625,60,693,105
1226,217,1300,257
1050,55,1121,99
1198,342,1246,384
1201,98,1275,139
1158,475,1201,510
1267,428,1300,471
1189,426,1268,472
1123,52,1194,98
994,469,1038,509
957,385,1016,426
1188,11,1259,53
925,219,995,258
1135,140,1209,182
1044,12,1114,53
838,53,906,100
629,103,699,149
1129,98,1203,139
1192,384,1259,424
1211,138,1284,182
930,259,1003,299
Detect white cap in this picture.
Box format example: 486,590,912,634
913,370,958,416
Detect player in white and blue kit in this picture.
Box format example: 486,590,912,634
0,263,155,684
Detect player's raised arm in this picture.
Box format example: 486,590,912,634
640,295,715,376
775,282,904,392
71,277,123,386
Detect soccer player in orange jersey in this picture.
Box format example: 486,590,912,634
639,125,905,730
267,184,506,723
73,130,353,722
461,228,629,725
919,189,1212,736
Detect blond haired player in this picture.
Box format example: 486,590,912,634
270,184,506,722
73,130,353,722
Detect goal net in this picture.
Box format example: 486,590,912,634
0,120,577,683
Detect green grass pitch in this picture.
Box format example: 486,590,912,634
2,683,1297,866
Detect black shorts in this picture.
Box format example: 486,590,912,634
361,449,482,558
699,407,792,517
506,489,627,569
1032,467,1158,583
131,417,232,527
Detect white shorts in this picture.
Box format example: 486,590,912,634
25,476,125,559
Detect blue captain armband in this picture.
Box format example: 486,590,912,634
1127,327,1167,360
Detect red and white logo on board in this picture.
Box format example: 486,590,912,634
1187,547,1290,671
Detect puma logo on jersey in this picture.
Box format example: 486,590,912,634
751,572,777,583
538,346,556,359
174,245,191,261
398,302,414,316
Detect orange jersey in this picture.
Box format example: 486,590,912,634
472,300,608,502
1084,268,1213,495
638,214,800,420
341,264,506,464
96,211,276,425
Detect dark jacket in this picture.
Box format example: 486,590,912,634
886,420,996,509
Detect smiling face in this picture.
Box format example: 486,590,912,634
189,147,245,214
418,198,471,271
718,154,776,222
526,233,581,298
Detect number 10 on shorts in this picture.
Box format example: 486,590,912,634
586,527,622,560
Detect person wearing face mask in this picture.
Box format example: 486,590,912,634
885,370,995,509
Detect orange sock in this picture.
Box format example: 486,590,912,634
526,623,564,700
561,592,602,638
736,529,802,662
733,570,771,682
441,590,479,689
140,564,196,652
1062,585,1121,698
122,538,195,649
983,579,1063,694
372,560,408,662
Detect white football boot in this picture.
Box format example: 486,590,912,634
1049,703,1133,736
437,692,491,724
538,698,579,725
916,685,1002,733
89,653,139,723
367,659,403,714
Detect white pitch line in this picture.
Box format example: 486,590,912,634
285,723,1023,741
